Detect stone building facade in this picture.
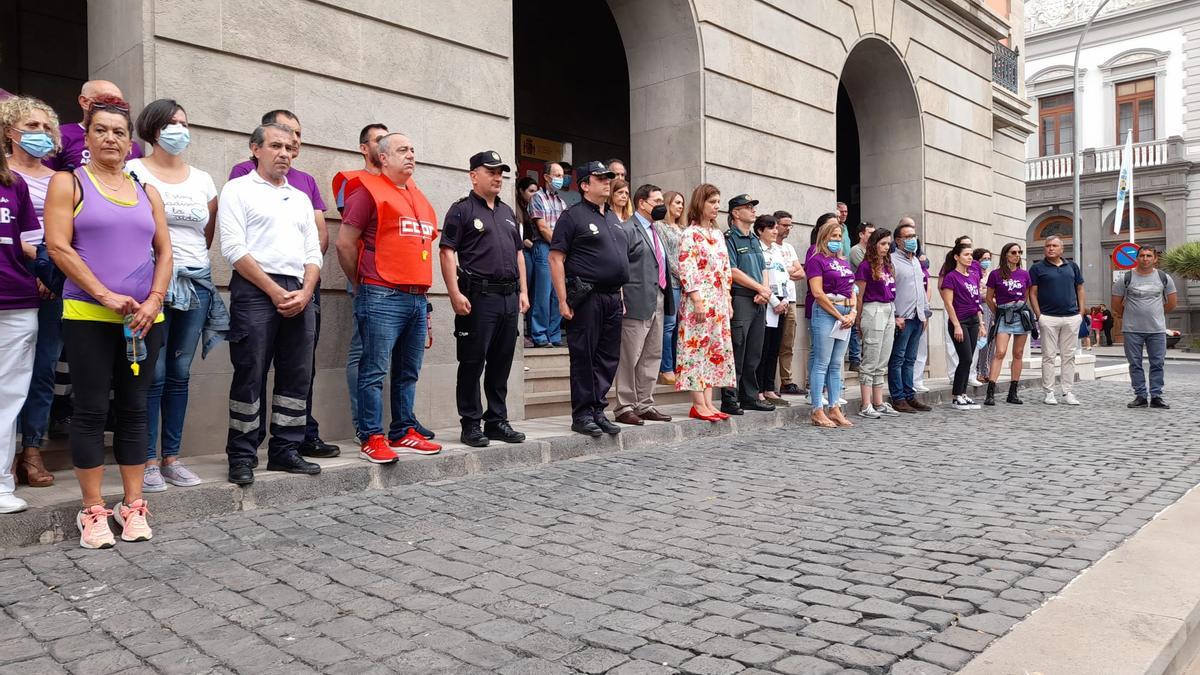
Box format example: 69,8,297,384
1023,0,1199,337
42,0,1030,451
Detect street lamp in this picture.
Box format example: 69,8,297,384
1071,0,1112,265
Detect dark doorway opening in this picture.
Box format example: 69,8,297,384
835,82,861,231
0,0,87,115
512,1,630,191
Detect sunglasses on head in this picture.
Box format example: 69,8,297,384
91,101,130,113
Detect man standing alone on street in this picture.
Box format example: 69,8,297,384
1112,246,1177,409
613,184,674,425
723,194,775,414
550,161,629,437
440,151,529,446
1029,235,1086,406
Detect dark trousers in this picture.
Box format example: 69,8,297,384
304,287,322,441
226,273,316,467
724,293,766,405
949,315,980,396
1103,327,1113,346
565,290,622,423
455,287,519,425
62,319,163,469
757,322,783,394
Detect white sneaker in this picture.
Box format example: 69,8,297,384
914,384,930,393
952,396,974,411
857,405,881,419
968,377,984,387
1043,392,1058,405
0,493,28,514
876,402,902,417
1063,392,1080,406
837,397,847,406
961,396,982,410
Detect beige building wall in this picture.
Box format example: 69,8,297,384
87,0,1028,455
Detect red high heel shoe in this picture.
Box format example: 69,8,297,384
689,406,719,422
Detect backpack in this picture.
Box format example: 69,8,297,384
1123,270,1170,300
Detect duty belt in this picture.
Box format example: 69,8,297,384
461,275,517,295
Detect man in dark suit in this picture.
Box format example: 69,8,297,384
613,184,675,425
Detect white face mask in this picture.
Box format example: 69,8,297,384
157,123,191,155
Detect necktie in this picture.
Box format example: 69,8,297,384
651,226,666,289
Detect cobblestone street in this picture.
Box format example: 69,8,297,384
3,373,1198,675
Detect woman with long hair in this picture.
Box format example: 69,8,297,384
515,175,539,348
939,242,983,410
658,190,687,383
854,228,899,419
984,242,1031,405
1,96,61,489
609,178,633,222
675,184,735,422
44,95,173,547
806,218,857,428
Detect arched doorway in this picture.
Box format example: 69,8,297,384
837,38,923,234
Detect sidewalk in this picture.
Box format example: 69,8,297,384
1088,344,1200,361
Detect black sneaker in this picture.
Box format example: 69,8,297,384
1150,397,1170,409
593,417,621,435
460,425,489,448
780,383,807,396
228,463,255,485
1127,396,1148,409
266,453,321,475
484,421,526,443
299,437,341,458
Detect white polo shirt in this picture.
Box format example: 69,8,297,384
218,171,322,281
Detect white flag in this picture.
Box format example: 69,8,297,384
1113,130,1133,234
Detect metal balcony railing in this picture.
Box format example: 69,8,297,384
993,42,1019,93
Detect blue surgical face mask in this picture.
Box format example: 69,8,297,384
903,238,918,253
157,124,191,155
550,177,565,191
16,131,54,158
827,241,843,254
980,259,992,270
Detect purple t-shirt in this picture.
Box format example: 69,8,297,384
803,244,817,319
987,267,1031,306
806,252,855,298
44,122,143,172
0,176,41,309
940,268,983,320
229,161,327,212
855,259,896,304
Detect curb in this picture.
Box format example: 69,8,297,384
1,375,1039,551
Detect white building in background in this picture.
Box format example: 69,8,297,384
1024,0,1199,336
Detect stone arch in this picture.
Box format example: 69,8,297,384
837,36,924,232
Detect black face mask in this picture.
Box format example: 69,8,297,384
650,205,668,221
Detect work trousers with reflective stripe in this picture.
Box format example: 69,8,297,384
225,272,316,467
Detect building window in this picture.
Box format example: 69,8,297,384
1116,78,1155,142
1034,215,1073,241
1038,93,1074,156
1132,207,1163,233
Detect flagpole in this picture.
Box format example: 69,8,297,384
1128,134,1136,246
1072,0,1112,265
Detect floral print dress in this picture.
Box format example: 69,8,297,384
675,225,736,391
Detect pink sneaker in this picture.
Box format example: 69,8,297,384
114,499,153,542
76,505,116,549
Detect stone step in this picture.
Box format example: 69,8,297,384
523,347,570,369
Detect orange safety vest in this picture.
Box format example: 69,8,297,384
331,169,374,214
337,171,439,289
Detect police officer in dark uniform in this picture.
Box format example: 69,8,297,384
549,161,631,437
440,151,530,447
723,194,775,414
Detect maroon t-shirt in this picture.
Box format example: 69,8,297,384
341,186,388,287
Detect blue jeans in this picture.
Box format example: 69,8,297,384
809,305,851,409
888,316,924,401
147,284,211,459
346,282,362,429
660,286,681,374
522,248,535,340
19,297,63,448
529,240,561,345
1124,331,1166,398
355,285,426,441
848,323,862,364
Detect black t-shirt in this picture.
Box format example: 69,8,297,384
550,198,630,286
439,191,521,280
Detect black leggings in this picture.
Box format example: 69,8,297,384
757,323,783,394
63,319,163,469
948,315,979,396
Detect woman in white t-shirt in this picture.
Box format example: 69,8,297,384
127,99,221,494
755,215,791,408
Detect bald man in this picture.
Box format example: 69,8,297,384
45,79,143,171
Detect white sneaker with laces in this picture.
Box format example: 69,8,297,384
0,493,28,514
1043,392,1058,405
876,402,902,417
962,396,981,410
857,405,881,419
952,396,973,411
1064,392,1081,406
914,384,930,393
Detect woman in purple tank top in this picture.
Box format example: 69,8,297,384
44,95,173,550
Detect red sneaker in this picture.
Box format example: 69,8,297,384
389,429,442,455
360,435,399,464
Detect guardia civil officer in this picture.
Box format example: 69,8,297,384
549,161,630,437
723,194,775,414
440,151,530,447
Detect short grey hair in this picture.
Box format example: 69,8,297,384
1044,234,1063,245
377,132,409,155
249,122,296,148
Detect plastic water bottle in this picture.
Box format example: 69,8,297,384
123,315,146,377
